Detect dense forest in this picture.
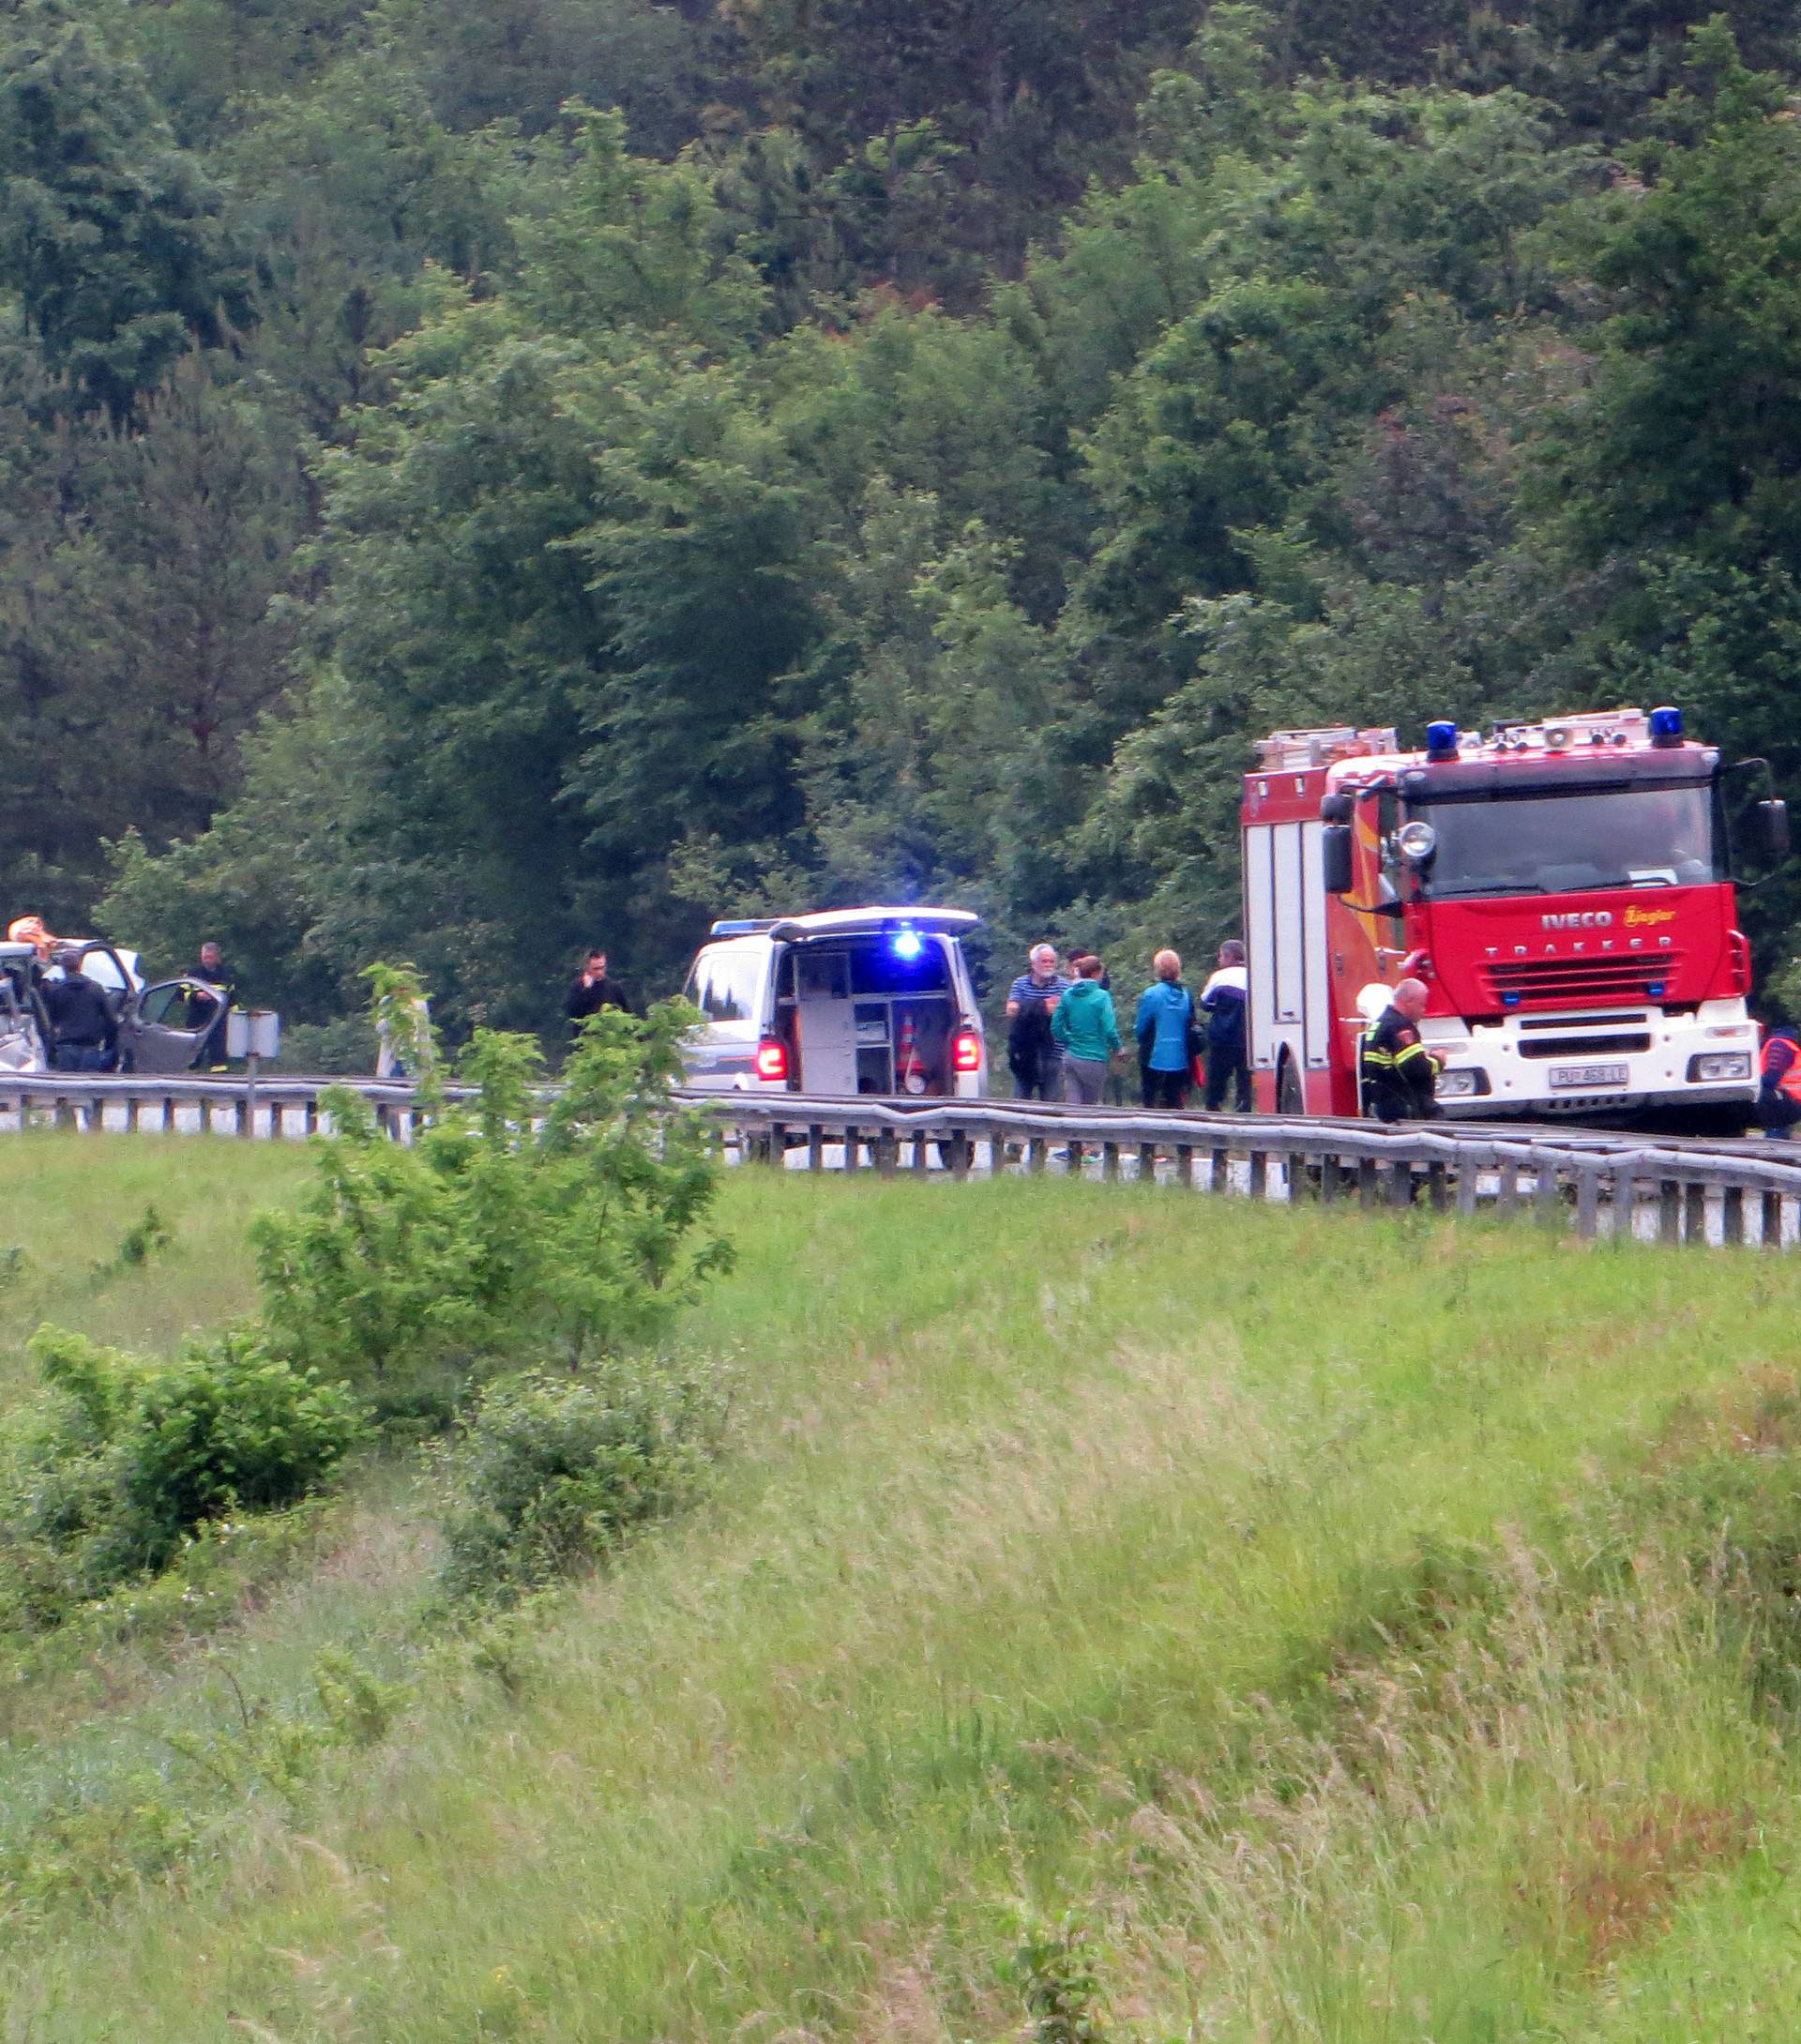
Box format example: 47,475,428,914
6,0,1801,1046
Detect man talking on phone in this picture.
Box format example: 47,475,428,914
565,947,633,1030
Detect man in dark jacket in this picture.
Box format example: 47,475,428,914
567,949,633,1028
189,941,237,1068
43,962,117,1070
1360,977,1443,1122
1199,939,1251,1112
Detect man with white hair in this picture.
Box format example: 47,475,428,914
1005,942,1068,1099
1360,977,1444,1122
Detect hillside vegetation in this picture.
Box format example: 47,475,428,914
10,1136,1801,2038
6,2,1801,1038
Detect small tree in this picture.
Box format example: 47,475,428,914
251,973,731,1402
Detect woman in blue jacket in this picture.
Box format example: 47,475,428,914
1135,949,1194,1110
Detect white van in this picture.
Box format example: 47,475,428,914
680,907,989,1097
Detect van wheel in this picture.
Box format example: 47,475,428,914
1278,1055,1305,1118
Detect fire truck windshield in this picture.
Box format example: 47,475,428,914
1413,782,1719,899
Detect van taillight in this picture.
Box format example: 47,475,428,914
951,1030,983,1073
755,1038,790,1083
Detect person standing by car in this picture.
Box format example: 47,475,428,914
1052,954,1122,1106
43,960,117,1071
189,941,237,1070
1199,939,1251,1113
566,948,633,1030
1135,949,1194,1110
1004,943,1067,1099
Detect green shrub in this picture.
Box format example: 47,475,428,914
252,982,732,1403
437,1361,728,1601
0,1325,364,1630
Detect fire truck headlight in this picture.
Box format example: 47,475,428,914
1434,1067,1489,1099
1687,1052,1752,1083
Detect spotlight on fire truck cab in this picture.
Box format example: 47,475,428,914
1396,819,1437,868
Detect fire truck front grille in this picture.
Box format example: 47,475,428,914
1481,953,1683,1010
1517,1032,1653,1060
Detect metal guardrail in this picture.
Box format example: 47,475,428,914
4,1074,1799,1248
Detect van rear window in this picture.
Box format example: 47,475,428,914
685,947,764,1022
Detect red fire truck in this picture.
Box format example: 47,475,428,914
1241,706,1789,1128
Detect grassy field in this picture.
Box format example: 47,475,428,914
8,1135,1801,2039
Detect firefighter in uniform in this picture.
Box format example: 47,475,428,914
1360,977,1444,1122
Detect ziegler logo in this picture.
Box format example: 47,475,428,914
1541,911,1614,930
1625,905,1677,928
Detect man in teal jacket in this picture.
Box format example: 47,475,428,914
1052,954,1123,1105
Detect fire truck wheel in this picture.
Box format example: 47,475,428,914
1278,1056,1304,1118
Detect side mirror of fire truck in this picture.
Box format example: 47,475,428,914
1758,798,1791,862
1322,824,1355,895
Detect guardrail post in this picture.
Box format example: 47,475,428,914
1173,1143,1193,1189
1248,1150,1268,1202
1763,1189,1783,1248
1722,1185,1745,1247
1574,1167,1601,1240
1358,1158,1379,1208
1387,1160,1412,1208
1496,1160,1519,1216
1534,1166,1561,1225
1320,1154,1339,1204
123,1094,139,1134
875,1128,898,1179
950,1131,972,1182
1029,1135,1048,1175
1209,1145,1229,1193
1683,1181,1707,1244
841,1125,859,1173
804,1123,823,1172
1455,1158,1478,1217
1428,1160,1449,1211
1138,1140,1157,1183
1657,1180,1681,1244
82,1094,102,1133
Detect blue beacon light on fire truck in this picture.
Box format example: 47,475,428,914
1649,705,1684,746
1425,720,1459,762
890,925,924,961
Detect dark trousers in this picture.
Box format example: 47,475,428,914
53,1041,110,1072
1761,1092,1801,1138
1009,1052,1058,1100
1142,1067,1189,1111
1204,1049,1251,1113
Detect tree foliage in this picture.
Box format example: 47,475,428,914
0,0,1798,1016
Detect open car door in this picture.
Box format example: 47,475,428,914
120,977,224,1074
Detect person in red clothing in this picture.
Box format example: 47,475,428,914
1758,1017,1801,1139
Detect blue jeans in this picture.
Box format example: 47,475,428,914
53,1042,110,1072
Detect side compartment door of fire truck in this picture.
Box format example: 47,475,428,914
1245,817,1334,1114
